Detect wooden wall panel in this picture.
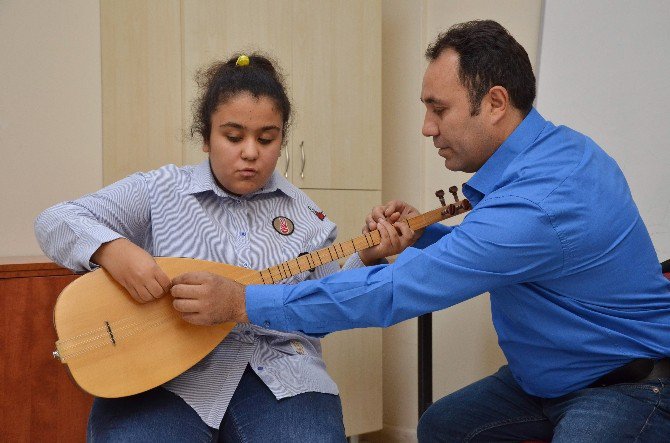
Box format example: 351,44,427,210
101,0,183,184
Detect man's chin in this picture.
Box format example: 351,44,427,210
443,158,461,172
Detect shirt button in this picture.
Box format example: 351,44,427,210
239,231,246,237
652,387,660,394
257,366,264,371
263,321,270,328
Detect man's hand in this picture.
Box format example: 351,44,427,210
92,238,172,304
364,200,421,232
171,272,249,326
358,200,424,265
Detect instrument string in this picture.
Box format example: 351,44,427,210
58,313,179,361
57,308,169,347
57,310,178,361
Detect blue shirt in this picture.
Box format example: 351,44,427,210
247,108,670,398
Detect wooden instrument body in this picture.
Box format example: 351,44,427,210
54,258,250,398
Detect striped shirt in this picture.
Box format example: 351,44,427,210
35,160,363,428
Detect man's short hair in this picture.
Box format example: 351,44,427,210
426,20,536,116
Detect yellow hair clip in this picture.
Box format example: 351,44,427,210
236,55,250,67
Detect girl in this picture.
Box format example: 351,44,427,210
35,53,384,442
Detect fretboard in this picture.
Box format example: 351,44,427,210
236,199,470,285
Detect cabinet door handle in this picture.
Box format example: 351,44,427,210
300,141,305,179
284,146,290,178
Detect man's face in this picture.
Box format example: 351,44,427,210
421,49,496,173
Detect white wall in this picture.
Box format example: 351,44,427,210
537,0,670,261
0,0,102,257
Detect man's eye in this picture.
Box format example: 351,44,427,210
434,108,445,116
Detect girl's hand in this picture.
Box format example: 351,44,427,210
92,238,172,303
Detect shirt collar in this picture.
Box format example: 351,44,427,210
187,159,296,200
464,108,546,204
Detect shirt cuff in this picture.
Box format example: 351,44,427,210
63,221,122,272
80,230,124,271
246,284,290,331
342,252,364,270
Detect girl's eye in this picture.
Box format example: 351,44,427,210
258,138,274,145
226,136,242,143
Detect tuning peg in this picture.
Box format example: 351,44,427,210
435,189,446,207
448,186,460,202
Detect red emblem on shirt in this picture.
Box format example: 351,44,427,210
308,206,326,221
272,216,295,236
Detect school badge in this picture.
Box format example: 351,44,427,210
272,216,295,236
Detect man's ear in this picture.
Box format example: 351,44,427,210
487,86,509,124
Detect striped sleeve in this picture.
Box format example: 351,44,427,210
34,173,153,272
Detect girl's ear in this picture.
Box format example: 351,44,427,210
202,143,211,153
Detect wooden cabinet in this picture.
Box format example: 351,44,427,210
0,258,92,443
304,189,381,243
179,0,293,168
100,0,183,185
103,0,381,191
290,0,381,190
304,189,382,435
100,0,382,436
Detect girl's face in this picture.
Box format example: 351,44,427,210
204,93,284,195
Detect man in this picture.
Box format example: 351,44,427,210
171,20,670,441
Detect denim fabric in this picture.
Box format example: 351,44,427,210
87,387,213,442
417,365,670,442
88,365,346,442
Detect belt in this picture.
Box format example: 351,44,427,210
589,357,670,388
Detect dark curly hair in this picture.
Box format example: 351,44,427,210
426,20,535,116
191,52,292,146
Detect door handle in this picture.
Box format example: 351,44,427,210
300,141,305,179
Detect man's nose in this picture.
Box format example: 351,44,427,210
422,117,438,137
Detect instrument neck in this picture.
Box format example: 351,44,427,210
237,200,470,286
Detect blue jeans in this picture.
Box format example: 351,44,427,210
87,365,346,442
417,365,670,442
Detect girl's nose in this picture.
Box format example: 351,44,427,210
241,139,259,160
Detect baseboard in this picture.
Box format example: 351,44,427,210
362,424,417,443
